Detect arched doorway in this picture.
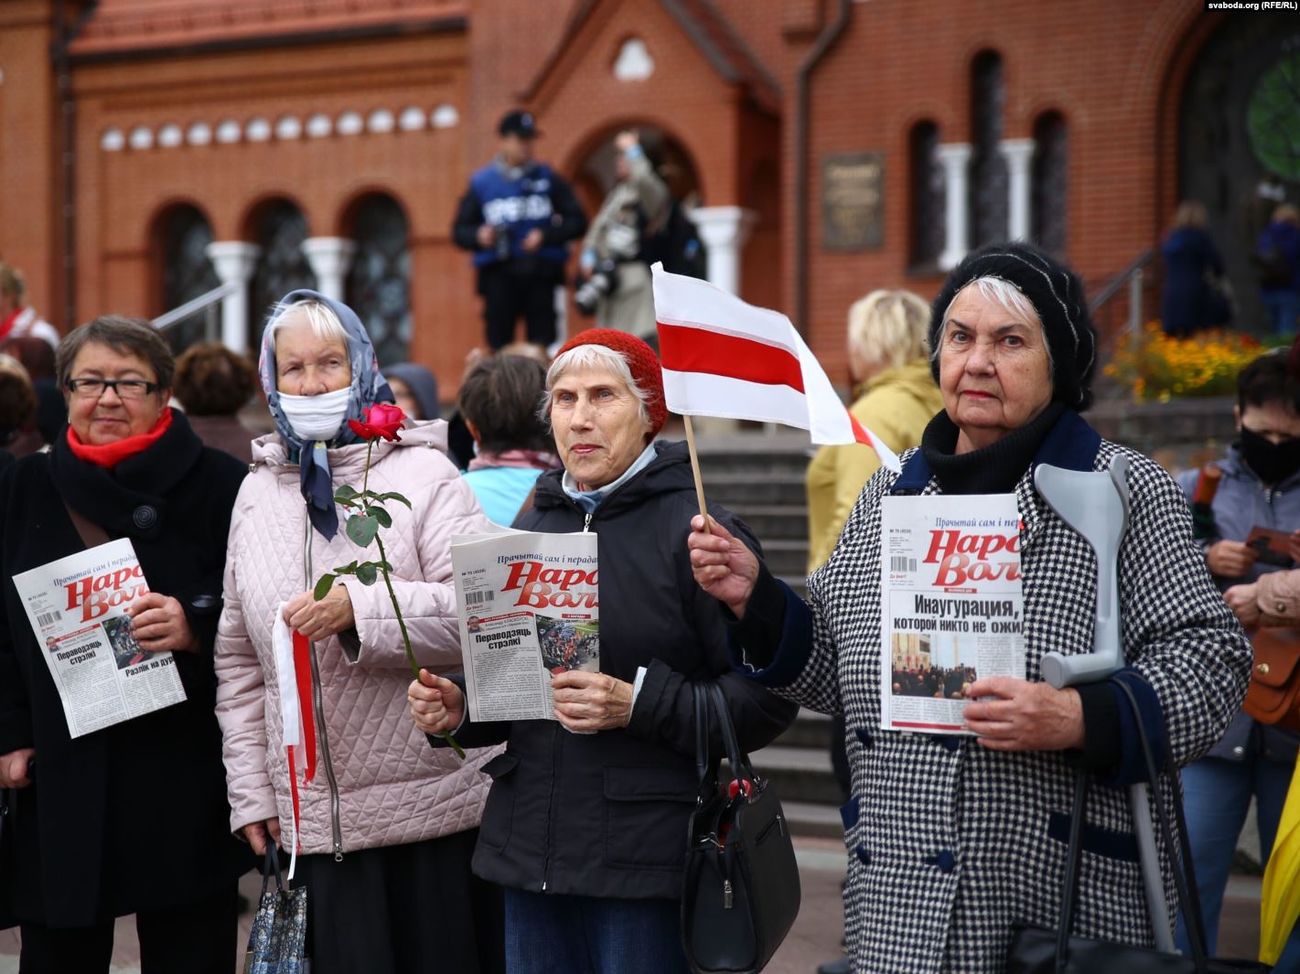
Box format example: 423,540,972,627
344,193,411,366
571,125,704,214
246,198,317,347
1178,16,1300,332
152,203,220,351
569,123,709,309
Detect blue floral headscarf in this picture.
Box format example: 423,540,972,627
257,289,393,539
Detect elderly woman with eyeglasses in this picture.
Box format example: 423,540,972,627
0,315,252,974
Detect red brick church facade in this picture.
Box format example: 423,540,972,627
0,0,1291,395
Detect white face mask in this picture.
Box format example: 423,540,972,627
279,387,352,442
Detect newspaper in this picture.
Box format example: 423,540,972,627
451,530,599,722
879,494,1025,734
12,538,187,739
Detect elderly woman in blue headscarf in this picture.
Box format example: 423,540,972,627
213,291,503,974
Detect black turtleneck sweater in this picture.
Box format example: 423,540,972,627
920,401,1066,495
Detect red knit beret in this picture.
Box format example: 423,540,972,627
555,328,668,436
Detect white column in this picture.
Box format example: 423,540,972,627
204,241,261,354
936,143,972,271
1000,138,1036,242
301,237,357,303
689,206,758,295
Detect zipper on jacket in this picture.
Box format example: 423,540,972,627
539,723,563,891
303,513,345,861
538,502,592,887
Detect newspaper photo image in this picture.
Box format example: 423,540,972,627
451,530,599,723
12,537,187,739
879,494,1025,735
104,614,149,670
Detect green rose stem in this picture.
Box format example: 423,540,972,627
374,531,466,758
318,437,465,759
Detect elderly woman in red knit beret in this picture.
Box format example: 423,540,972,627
409,329,796,974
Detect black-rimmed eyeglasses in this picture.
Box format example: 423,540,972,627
66,378,161,401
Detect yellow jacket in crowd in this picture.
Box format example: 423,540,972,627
805,357,942,572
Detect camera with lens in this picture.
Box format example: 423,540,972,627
574,258,620,316
493,226,513,262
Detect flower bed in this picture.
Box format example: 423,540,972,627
1103,323,1278,402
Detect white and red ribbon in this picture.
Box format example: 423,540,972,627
272,607,317,879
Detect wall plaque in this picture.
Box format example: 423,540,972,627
822,152,883,251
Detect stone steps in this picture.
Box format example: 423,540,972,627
735,503,810,540
694,435,837,836
750,743,843,806
695,469,808,508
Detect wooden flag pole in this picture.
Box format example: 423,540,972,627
683,415,711,534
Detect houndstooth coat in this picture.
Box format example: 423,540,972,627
760,414,1250,974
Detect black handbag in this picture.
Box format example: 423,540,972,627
1007,681,1270,974
682,682,800,974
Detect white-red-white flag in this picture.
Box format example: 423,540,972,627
652,264,901,473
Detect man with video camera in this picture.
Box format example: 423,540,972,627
575,130,670,339
454,110,587,351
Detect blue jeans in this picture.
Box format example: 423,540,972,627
503,888,689,974
1263,290,1300,336
1175,755,1300,971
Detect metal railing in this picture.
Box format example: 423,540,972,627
1089,248,1154,340
150,281,237,342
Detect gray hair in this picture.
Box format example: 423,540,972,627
265,299,348,351
930,275,1053,373
57,315,175,393
538,343,652,427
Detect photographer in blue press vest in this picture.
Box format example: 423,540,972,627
453,110,587,351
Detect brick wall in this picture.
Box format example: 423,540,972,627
0,0,1265,398
785,0,1210,380
0,0,62,327
70,30,478,388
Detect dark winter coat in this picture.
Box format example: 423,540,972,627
1256,219,1300,296
440,440,797,900
0,410,252,927
1161,225,1229,336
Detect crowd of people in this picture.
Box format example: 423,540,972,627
0,125,1296,974
890,663,977,700
453,111,707,353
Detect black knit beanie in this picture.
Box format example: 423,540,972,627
928,241,1097,411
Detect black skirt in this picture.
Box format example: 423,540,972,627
292,828,504,974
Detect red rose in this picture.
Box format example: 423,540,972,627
348,403,405,442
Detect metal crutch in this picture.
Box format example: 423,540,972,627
1033,453,1175,952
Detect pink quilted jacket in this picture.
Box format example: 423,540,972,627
214,421,500,855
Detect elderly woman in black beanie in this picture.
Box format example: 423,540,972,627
687,242,1251,973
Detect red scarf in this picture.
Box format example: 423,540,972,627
0,309,21,341
66,408,173,468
